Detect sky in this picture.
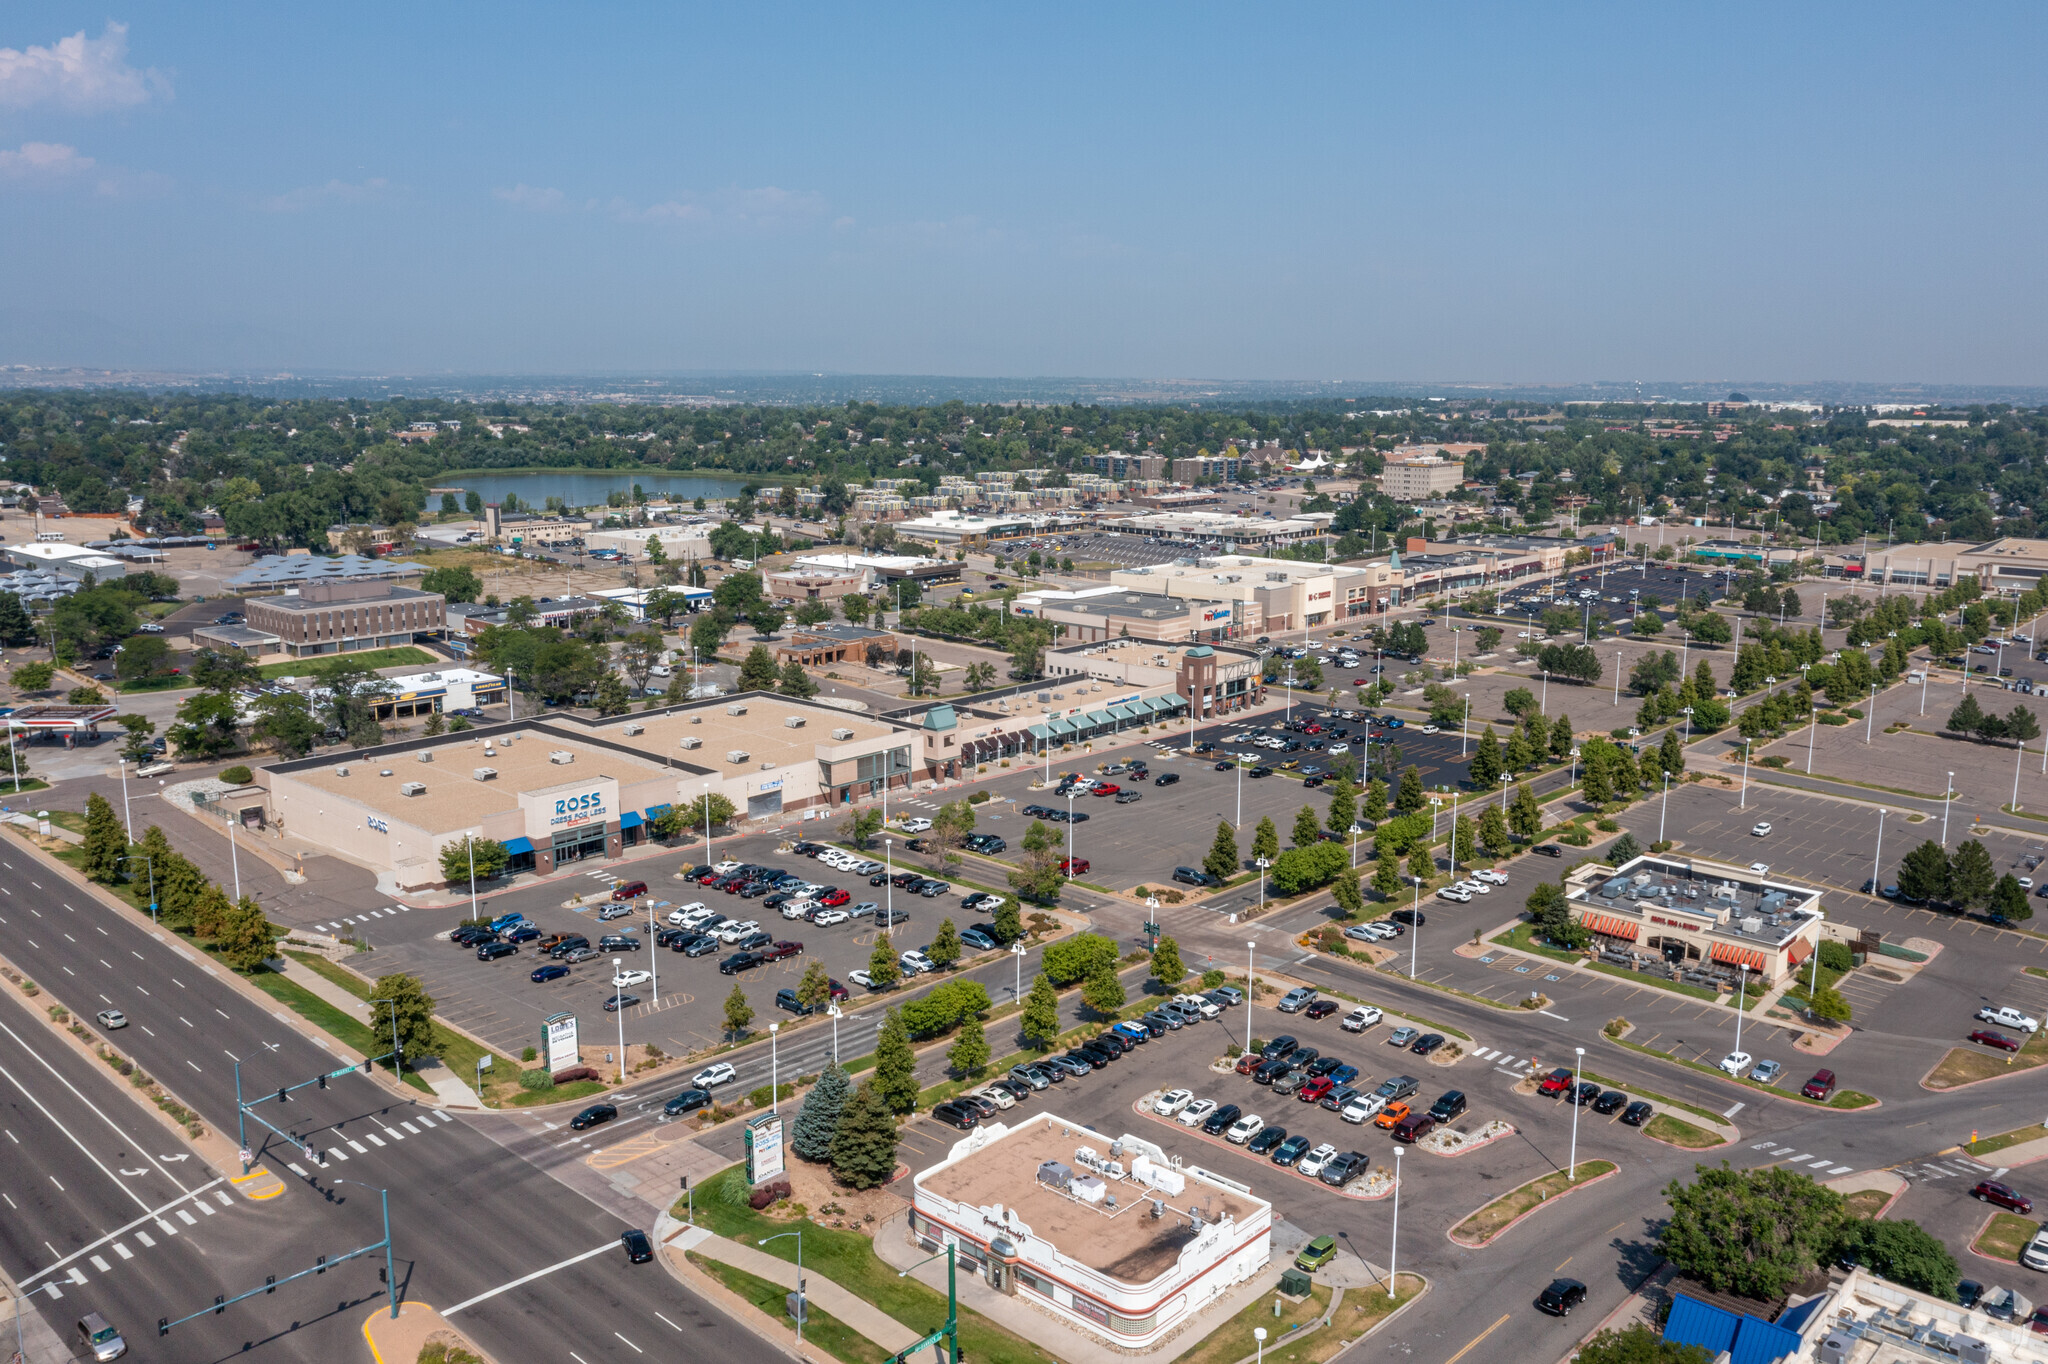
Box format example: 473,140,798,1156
1,3,2044,387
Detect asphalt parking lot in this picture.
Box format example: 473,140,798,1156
1045,532,1208,568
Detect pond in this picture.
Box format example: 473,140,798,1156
436,470,766,509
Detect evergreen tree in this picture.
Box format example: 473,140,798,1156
992,894,1024,943
1551,713,1575,757
216,894,276,973
156,851,208,931
928,917,962,969
1581,753,1612,805
1203,820,1240,881
948,1013,990,1078
828,1079,900,1189
868,930,902,989
1510,782,1544,840
873,1008,919,1112
1325,778,1357,838
1292,804,1322,848
1948,839,1996,908
1361,777,1389,823
738,645,779,692
1407,845,1433,885
1470,727,1503,788
1480,804,1512,858
1371,853,1402,900
1081,961,1125,1016
1504,727,1535,774
80,793,126,884
1020,971,1062,1049
1396,764,1426,814
1947,693,1986,738
192,882,233,939
369,971,441,1065
1659,727,1685,776
1607,831,1643,865
1992,874,2033,923
1331,868,1364,917
778,659,819,698
1251,816,1280,864
1451,813,1476,864
592,671,631,716
1149,936,1185,988
1895,840,1951,904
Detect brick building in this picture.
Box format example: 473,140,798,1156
243,580,446,658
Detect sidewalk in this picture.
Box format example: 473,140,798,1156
270,957,483,1107
659,1217,922,1355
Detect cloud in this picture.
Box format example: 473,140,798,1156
610,184,827,230
0,22,167,112
493,183,575,212
0,140,94,179
258,177,392,213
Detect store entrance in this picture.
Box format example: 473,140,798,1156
551,826,609,865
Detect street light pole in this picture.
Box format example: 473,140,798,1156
1245,940,1256,1053
1733,963,1749,1060
760,1231,806,1348
1658,772,1670,845
1872,808,1886,897
118,755,133,840
1568,1045,1584,1179
1866,682,1877,744
769,1021,780,1113
1410,876,1421,978
1942,775,1955,844
1738,738,1751,810
1808,704,1819,774
826,1003,841,1064
612,958,625,1081
1389,1145,1403,1284
1011,941,1025,1001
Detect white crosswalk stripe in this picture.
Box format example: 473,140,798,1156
328,1146,349,1161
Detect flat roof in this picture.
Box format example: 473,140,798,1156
228,555,424,588
1044,592,1205,618
1568,856,1821,949
918,1115,1263,1284
252,585,439,613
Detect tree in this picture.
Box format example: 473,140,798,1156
155,850,208,932
117,713,157,764
1362,778,1389,823
1503,686,1538,717
1480,804,1512,858
1895,840,1951,904
738,645,779,691
250,691,323,758
593,671,631,716
777,658,819,698
929,917,963,969
439,835,509,886
114,634,172,681
1629,651,1681,694
962,661,996,692
420,565,483,602
868,931,903,990
1009,820,1065,903
1550,713,1575,757
168,690,243,759
931,799,976,852
795,960,833,1011
841,807,884,851
1331,869,1364,917
1949,838,1995,909
1292,803,1322,848
216,894,275,973
1020,971,1062,1049
1396,764,1426,814
1607,831,1642,865
791,1062,850,1162
1569,1325,1713,1364
80,792,126,883
1081,960,1126,1016
9,660,53,692
993,894,1023,943
1041,933,1119,985
1371,853,1402,900
1835,1218,1960,1300
1326,779,1357,838
873,1008,919,1112
369,972,441,1067
1203,820,1240,882
1806,985,1852,1024
0,591,31,647
1150,936,1185,989
948,1013,990,1078
722,984,755,1039
828,1079,900,1189
1659,1165,1847,1299
1251,816,1280,864
2007,706,2043,746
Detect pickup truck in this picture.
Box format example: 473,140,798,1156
1977,1005,2041,1034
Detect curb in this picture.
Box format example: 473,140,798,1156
1920,1046,2048,1093
1447,1164,1618,1249
1966,1208,2028,1267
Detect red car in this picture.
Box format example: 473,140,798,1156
1353,677,1370,685
1538,1067,1575,1096
1092,784,1120,797
1297,1076,1335,1103
1970,1029,2022,1053
1973,1180,2033,1214
695,869,722,885
1800,1069,1836,1101
827,978,850,1001
759,940,804,962
819,888,851,907
1236,1053,1260,1075
611,880,649,901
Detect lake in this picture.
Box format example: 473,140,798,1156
436,470,766,509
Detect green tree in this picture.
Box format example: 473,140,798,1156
155,850,208,932
116,713,157,763
993,894,1024,943
1149,936,1185,989
929,917,963,969
1480,804,1512,858
1946,693,1985,738
738,645,779,691
873,1008,920,1112
250,691,322,758
1331,869,1364,917
1292,803,1322,848
1251,816,1280,864
868,930,903,990
791,1062,850,1162
1081,960,1126,1016
1326,779,1357,839
828,1079,900,1189
1607,831,1642,865
191,881,232,940
1361,777,1389,823
369,972,442,1067
1008,820,1065,903
1805,985,1852,1024
1993,873,2029,921
795,960,833,1011
1203,820,1240,882
1550,713,1575,757
1020,971,1062,1049
1371,853,1402,900
1895,840,1951,904
1658,727,1685,777
1469,727,1502,788
723,984,755,1040
80,792,126,883
948,1013,990,1078
216,894,275,973
1041,933,1118,985
593,671,631,716
841,807,884,851
1948,838,1995,909
1569,1325,1713,1364
114,634,171,681
168,690,243,759
778,658,819,698
9,660,54,692
1396,764,1426,814
1658,1165,1847,1299
439,835,508,886
931,799,976,852
1835,1218,1960,1300
419,565,483,602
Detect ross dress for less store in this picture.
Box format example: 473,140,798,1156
253,693,923,891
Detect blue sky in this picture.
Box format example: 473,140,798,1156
2,4,2044,384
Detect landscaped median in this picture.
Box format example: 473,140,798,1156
1602,1033,1879,1111
1575,1067,1735,1148
1171,1273,1426,1364
1963,1124,2048,1160
1923,1026,2048,1090
1449,1161,1617,1248
1971,1210,2039,1264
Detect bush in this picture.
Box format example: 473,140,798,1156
218,765,254,786
552,1066,600,1085
1200,968,1225,989
1595,818,1620,833
518,1067,555,1091
748,1082,795,1108
748,1177,794,1210
968,790,990,804
1604,1017,1630,1038
521,1046,538,1062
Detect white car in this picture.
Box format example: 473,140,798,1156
1455,879,1490,895
612,969,652,989
971,1085,1014,1110
1751,822,1772,837
712,859,742,874
1361,922,1398,941
1177,1098,1218,1127
813,908,851,927
1749,862,1770,876
897,817,933,834
1341,1005,1383,1032
667,901,709,926
1977,1005,2041,1034
1437,886,1472,903
1340,1093,1386,1124
1421,724,1440,735
1224,1113,1265,1144
1471,869,1509,886
848,969,882,990
1176,993,1222,1019
900,949,936,975
1719,1050,1754,1077
693,1061,737,1088
1296,1143,1339,1177
780,901,814,919
2024,1226,2048,1273
1328,743,1350,754
1153,1088,1194,1116
713,920,761,943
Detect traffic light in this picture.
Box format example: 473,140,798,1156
360,1057,372,1075
158,1319,168,1337
265,1274,276,1294
318,1073,327,1090
315,1255,326,1275
379,1266,388,1284
213,1294,225,1315
277,1087,289,1104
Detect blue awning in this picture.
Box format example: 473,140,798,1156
618,811,644,829
643,803,672,820
1083,709,1115,727
1106,704,1138,723
502,836,534,855
1141,695,1172,714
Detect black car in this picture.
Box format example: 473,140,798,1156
1303,1000,1340,1020
1533,844,1563,858
1252,1058,1293,1085
932,1100,979,1130
1957,1279,1985,1309
1536,1278,1586,1316
476,940,518,961
663,1088,713,1116
452,924,497,946
570,1103,618,1131
1154,772,1180,786
1201,1103,1242,1136
1262,1035,1298,1059
1214,760,1234,771
1173,866,1220,888
1428,1090,1467,1122
1306,1054,1343,1077
718,952,764,974
1065,1047,1108,1071
621,1227,655,1263
1390,908,1426,926
1409,1033,1445,1056
1619,1100,1654,1126
1591,1090,1629,1115
1250,765,1273,778
1246,1126,1288,1156
1571,1080,1601,1106
599,935,643,952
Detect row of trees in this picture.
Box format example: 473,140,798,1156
1894,837,2032,920
1945,693,2042,747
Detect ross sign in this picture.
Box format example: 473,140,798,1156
542,1012,580,1072
366,816,389,834
551,791,607,830
745,1112,786,1184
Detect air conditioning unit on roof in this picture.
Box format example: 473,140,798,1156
622,722,644,736
549,751,574,764
680,736,702,749
418,751,433,763
472,767,497,781
726,750,750,764
399,781,426,796
784,716,805,728
727,704,747,716
831,728,854,741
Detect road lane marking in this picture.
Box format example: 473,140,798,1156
441,1240,618,1316
89,1255,109,1272
176,1208,196,1225
348,1140,368,1153
112,1243,131,1260
615,1333,643,1354
1445,1313,1511,1364
134,1231,154,1248
364,1132,386,1147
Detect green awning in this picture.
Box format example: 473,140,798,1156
1165,693,1189,709
1084,709,1115,727
1106,704,1138,723
1048,718,1078,737
1027,723,1050,740
1142,695,1173,714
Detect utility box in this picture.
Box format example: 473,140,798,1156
1278,1268,1312,1297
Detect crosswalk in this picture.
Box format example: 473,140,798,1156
1468,1045,1533,1075
1751,1140,1858,1176
1897,1153,2003,1184
313,905,412,933
31,1186,240,1300
284,1106,465,1175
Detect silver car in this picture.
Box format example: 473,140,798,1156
1748,1059,1784,1085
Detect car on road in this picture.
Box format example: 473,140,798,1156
1719,1050,1754,1076
611,880,649,900
530,964,570,983
1973,1181,2033,1213
570,1103,618,1131
664,1089,712,1116
95,1009,127,1029
1970,1029,2023,1052
1978,1005,2042,1033
621,1228,655,1264
1620,1100,1653,1126
1536,1278,1587,1316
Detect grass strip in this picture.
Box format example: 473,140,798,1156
1168,1276,1422,1364
1974,1211,2036,1262
509,1079,606,1107
1965,1124,2048,1158
242,968,433,1093
255,646,435,680
677,1172,1059,1364
284,950,499,1098
687,1253,887,1364
1844,1189,1890,1218
1830,1090,1878,1109
1926,1026,2048,1089
1606,1035,1840,1106
1643,1113,1724,1148
1451,1161,1615,1246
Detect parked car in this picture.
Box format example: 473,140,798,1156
1201,1103,1241,1136
1320,1150,1370,1186
1620,1100,1653,1126
1303,999,1340,1020
1341,1005,1382,1032
1225,1113,1266,1145
931,1101,979,1130
1153,1088,1194,1116
1970,1029,2023,1053
1749,1059,1784,1084
1973,1181,2033,1214
1979,1005,2042,1034
1591,1090,1628,1115
1537,1067,1575,1096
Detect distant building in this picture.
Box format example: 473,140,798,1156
1085,452,1168,481
773,623,897,669
240,580,447,659
1012,586,1243,643
1380,453,1465,502
1563,854,1824,987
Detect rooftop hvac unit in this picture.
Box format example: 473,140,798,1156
725,750,750,764
472,767,497,781
679,736,702,749
1739,916,1764,934
399,781,426,796
831,728,854,741
727,704,747,716
333,765,349,776
482,745,496,757
549,751,574,765
418,751,433,763
760,761,777,771
690,715,702,724
784,716,806,728
380,769,394,777
1036,1160,1073,1190
622,722,644,736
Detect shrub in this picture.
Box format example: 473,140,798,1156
968,790,990,804
1818,939,1855,972
1595,818,1620,833
518,1067,555,1092
521,1046,538,1062
1604,1016,1630,1038
748,1082,795,1108
748,1177,794,1210
1200,968,1225,989
551,1066,600,1085
219,765,255,786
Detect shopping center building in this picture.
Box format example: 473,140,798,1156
909,1113,1272,1349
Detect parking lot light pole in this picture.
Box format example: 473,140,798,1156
1733,963,1749,1060
1235,755,1244,827
1010,941,1026,1001
1461,695,1471,757
1255,856,1270,914
1568,1046,1584,1179
1738,739,1752,810
1942,777,1954,844
1254,1326,1266,1364
1410,877,1421,978
1866,682,1877,744
1065,790,1075,879
1540,669,1548,713
647,898,659,1004
1389,1146,1402,1284
1658,772,1671,844
884,838,894,921
826,1003,841,1063
1920,665,1930,715
759,1230,805,1348
1244,941,1256,1051
769,1021,780,1113
612,959,625,1081
2014,737,2028,813
1807,704,1820,774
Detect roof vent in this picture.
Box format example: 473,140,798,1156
760,760,777,771
784,716,806,729
690,715,702,724
622,722,644,736
679,735,703,749
727,703,748,716
399,781,426,797
418,751,433,763
832,727,855,741
380,769,393,777
549,751,574,765
333,765,349,776
725,750,750,764
472,767,497,781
